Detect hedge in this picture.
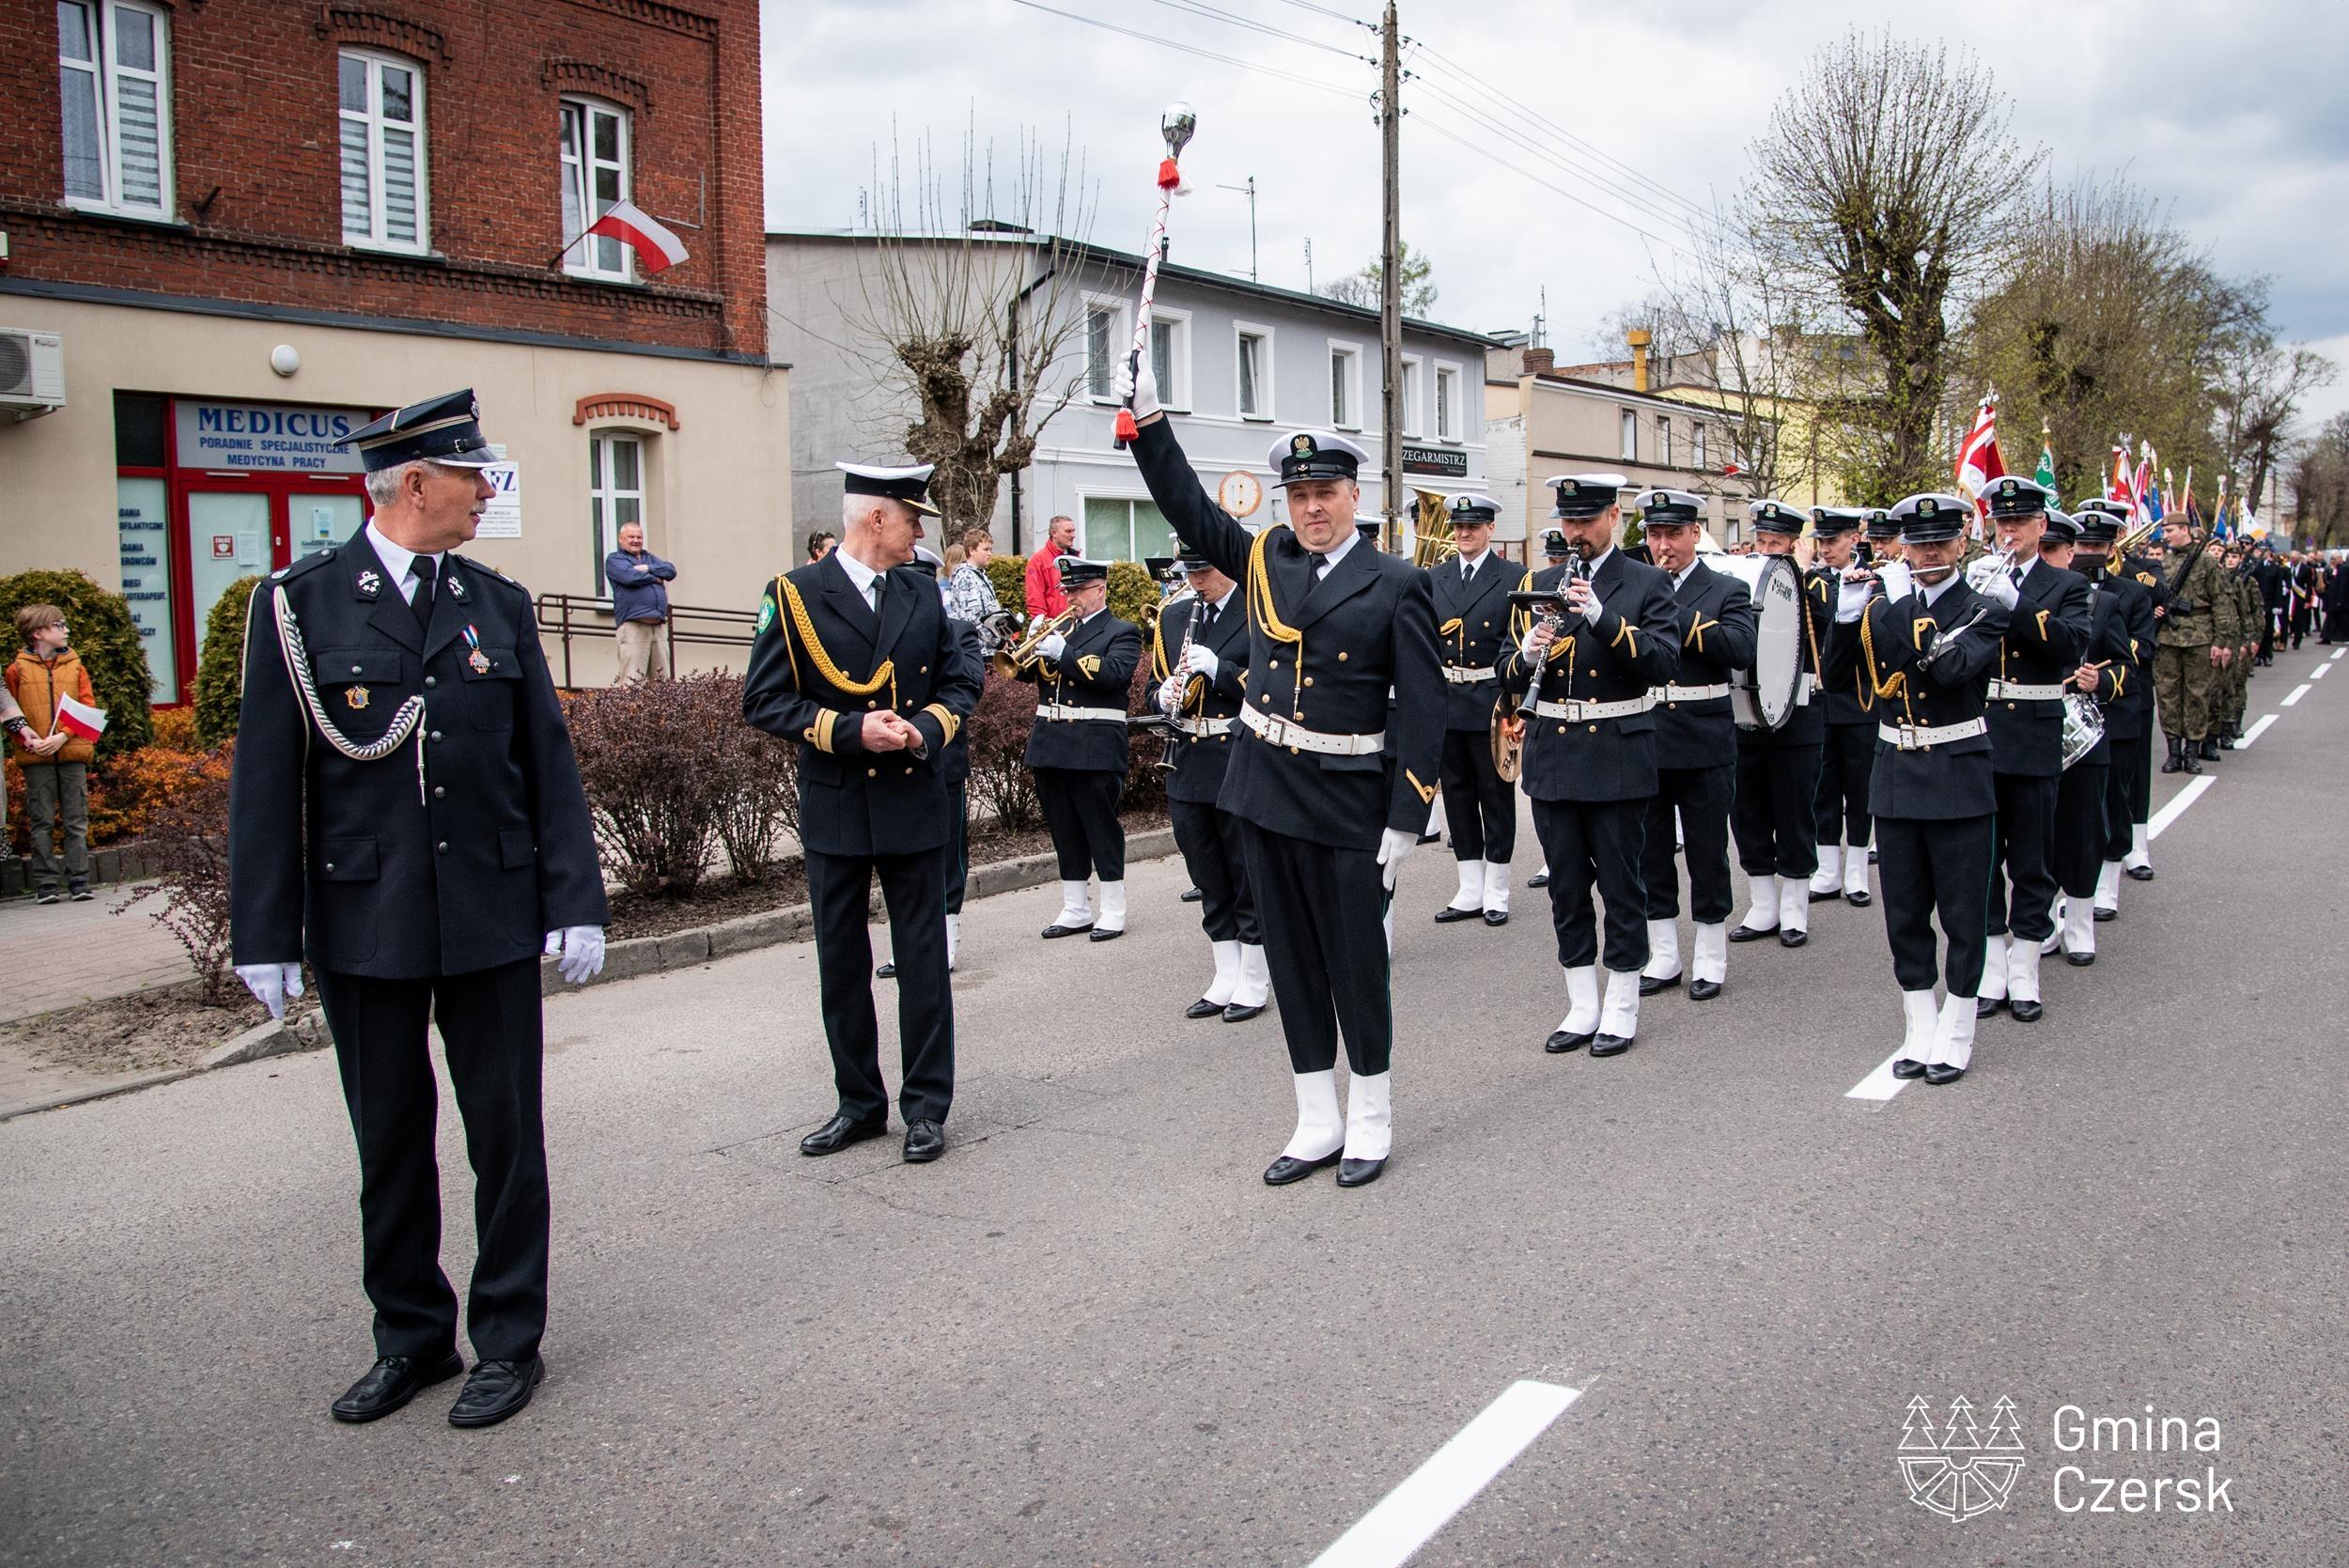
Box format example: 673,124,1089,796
194,574,263,747
0,568,155,757
988,555,1164,629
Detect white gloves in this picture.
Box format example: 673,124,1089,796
1875,560,1915,603
1376,827,1418,892
236,963,304,1021
1579,590,1606,626
1977,565,2021,609
1112,354,1163,421
1835,579,1872,623
1182,644,1219,679
546,926,607,985
1036,632,1068,662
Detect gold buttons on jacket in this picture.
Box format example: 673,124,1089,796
1338,651,1348,661
867,768,878,778
1269,658,1280,669
1303,676,1315,688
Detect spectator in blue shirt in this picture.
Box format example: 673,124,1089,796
605,521,677,686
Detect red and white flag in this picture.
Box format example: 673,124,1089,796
583,199,689,274
1954,392,2004,502
52,692,106,742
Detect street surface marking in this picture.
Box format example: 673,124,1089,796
2282,683,2311,706
2148,775,2216,841
1309,1380,1581,1568
2334,649,2345,660
2310,662,2331,679
2237,713,2279,748
1847,1053,1910,1102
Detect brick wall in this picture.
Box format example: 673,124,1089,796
0,0,765,360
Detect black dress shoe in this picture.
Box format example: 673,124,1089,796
876,959,897,979
1088,926,1125,943
2010,999,2044,1023
1589,1033,1633,1057
1845,890,1872,908
2092,906,2117,922
1180,886,1203,903
1688,978,1722,1001
800,1112,887,1157
1221,1001,1267,1023
1264,1150,1341,1185
1728,924,1776,943
1040,921,1094,939
1185,997,1225,1019
1336,1157,1385,1188
2064,951,2094,967
447,1357,544,1429
1890,1058,1927,1079
1778,927,1808,949
1976,996,2005,1018
1638,970,1683,997
2125,865,2155,881
1528,870,1549,888
332,1351,464,1423
1482,909,1508,927
1544,1027,1593,1054
1808,886,1842,903
902,1119,945,1162
1433,905,1483,924
1922,1063,1967,1085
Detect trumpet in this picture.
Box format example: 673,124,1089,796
989,606,1077,677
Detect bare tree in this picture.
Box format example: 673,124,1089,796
2216,326,2338,514
1319,241,1437,315
2287,412,2349,549
1743,30,2044,500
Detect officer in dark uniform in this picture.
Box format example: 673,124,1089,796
1119,356,1442,1189
1503,474,1681,1056
1968,475,2092,1024
1427,492,1518,926
1729,500,1831,947
2036,509,2133,963
1808,507,1879,908
877,547,978,979
1021,554,1142,940
1828,493,2011,1083
2072,502,2158,922
1153,547,1267,1020
229,390,605,1429
1630,489,1755,1001
743,461,984,1165
1525,526,1572,892
2096,500,2169,880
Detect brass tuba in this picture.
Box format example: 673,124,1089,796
990,606,1078,678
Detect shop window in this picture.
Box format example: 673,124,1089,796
340,50,428,252
58,0,172,218
560,99,632,281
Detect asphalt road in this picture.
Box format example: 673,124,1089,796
5,643,2345,1567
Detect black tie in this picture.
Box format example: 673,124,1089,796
1199,598,1217,634
1462,557,1476,587
411,558,437,630
1313,555,1331,585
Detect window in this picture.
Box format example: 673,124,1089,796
1148,307,1191,411
1085,297,1128,401
560,100,631,280
1330,343,1362,429
1435,363,1462,442
588,432,645,592
58,1,171,217
1692,423,1708,471
1657,415,1672,467
1236,325,1272,419
1081,495,1174,564
1400,355,1423,438
339,51,427,252
1619,409,1638,462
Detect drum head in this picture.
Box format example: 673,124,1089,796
1710,554,1804,729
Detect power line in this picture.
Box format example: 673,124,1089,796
1139,0,1371,59
1004,0,1365,98
1413,110,1698,264
1264,0,1369,23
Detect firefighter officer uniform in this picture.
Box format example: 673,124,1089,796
1021,555,1143,940
1729,500,1832,947
1427,492,1518,926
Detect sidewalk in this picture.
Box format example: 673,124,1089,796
0,882,195,1116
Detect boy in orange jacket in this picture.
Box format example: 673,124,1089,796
6,604,97,903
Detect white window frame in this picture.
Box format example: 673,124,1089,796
1399,353,1423,439
1146,304,1192,413
1078,491,1175,565
1692,423,1708,471
1619,408,1639,462
1329,341,1363,431
338,48,429,254
561,97,633,283
588,429,647,593
1233,320,1274,422
1083,290,1131,405
1656,414,1672,468
1434,360,1463,442
58,0,173,219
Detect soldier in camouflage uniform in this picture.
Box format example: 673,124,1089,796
2217,546,2263,752
2154,517,2239,774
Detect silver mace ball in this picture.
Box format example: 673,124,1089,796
1161,101,1197,158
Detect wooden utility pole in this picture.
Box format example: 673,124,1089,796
1377,0,1403,550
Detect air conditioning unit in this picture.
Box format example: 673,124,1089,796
0,329,67,418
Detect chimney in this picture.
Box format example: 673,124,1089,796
1523,347,1554,376
1626,328,1652,393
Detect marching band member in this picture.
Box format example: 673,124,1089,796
1632,489,1756,1002
2037,510,2133,964
1121,356,1443,1188
2071,501,2159,924
1022,555,1143,941
1829,493,2010,1084
879,545,978,979
1808,507,1878,908
1729,501,1831,947
1525,526,1573,893
1503,474,1680,1057
1156,549,1268,1022
1427,493,1518,927
1969,477,2092,1024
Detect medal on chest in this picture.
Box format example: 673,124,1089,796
346,685,370,709
463,624,491,675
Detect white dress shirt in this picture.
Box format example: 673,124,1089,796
366,524,443,605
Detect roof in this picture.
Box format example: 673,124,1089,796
767,225,1502,349
1527,369,1772,422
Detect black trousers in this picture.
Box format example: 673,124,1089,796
1035,767,1126,881
1532,797,1649,971
2053,761,2108,898
315,958,549,1364
1438,725,1517,862
1238,821,1391,1076
1987,770,2060,940
805,846,954,1126
944,781,969,916
1813,722,1876,847
1171,797,1258,944
2102,733,2152,860
1641,764,1734,924
1875,815,1992,994
1733,740,1824,877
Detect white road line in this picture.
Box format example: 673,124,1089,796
2335,649,2345,661
2237,713,2279,748
1847,1053,1910,1102
2282,683,2311,706
2311,662,2331,679
1310,1380,1581,1568
2147,775,2216,841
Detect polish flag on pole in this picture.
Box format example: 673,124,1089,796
583,200,689,274
52,692,107,742
1954,391,2003,504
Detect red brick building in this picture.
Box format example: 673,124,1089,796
0,0,787,701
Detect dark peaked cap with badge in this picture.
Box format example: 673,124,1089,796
1983,475,2055,520
837,461,942,516
2040,508,2081,544
337,389,501,470
1547,474,1627,519
1270,429,1370,484
1448,493,1503,523
1055,554,1111,586
1890,492,1968,543
1812,506,1866,535
1749,499,1807,535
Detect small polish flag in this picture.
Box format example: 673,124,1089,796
52,692,107,742
583,199,689,274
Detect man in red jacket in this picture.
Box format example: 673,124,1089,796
1025,513,1077,617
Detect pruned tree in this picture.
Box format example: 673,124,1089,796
2215,320,2337,514
1320,240,1437,316
2285,411,2349,549
1743,30,2045,501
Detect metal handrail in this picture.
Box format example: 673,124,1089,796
535,592,761,688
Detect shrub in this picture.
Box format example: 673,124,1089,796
986,555,1164,632
986,553,1027,614
0,569,157,758
194,575,262,746
123,755,237,1001
965,672,1041,832
150,707,200,751
92,734,233,845
566,673,738,896
713,716,799,884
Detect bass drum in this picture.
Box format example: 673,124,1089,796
1706,552,1805,730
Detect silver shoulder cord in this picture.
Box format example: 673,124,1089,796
273,584,429,804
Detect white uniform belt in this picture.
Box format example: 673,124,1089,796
1171,713,1232,737
1651,682,1731,702
1037,702,1128,722
1533,693,1655,722
1442,665,1498,684
1985,680,2065,701
1879,717,1989,750
1239,704,1386,755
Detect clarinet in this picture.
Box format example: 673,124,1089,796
1515,554,1585,721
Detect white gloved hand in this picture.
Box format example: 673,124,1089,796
1376,826,1418,893
1158,675,1187,717
1977,565,2021,609
236,962,303,1021
1876,560,1915,602
1036,632,1068,661
1112,353,1162,421
547,926,607,985
1835,579,1873,623
1182,644,1220,679
1579,591,1607,627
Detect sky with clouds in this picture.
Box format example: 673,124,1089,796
761,0,2349,435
